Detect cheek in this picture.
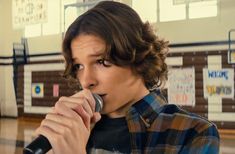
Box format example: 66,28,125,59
101,73,129,91
101,75,133,106
99,67,136,93
97,67,136,101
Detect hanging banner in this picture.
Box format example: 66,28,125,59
168,67,195,106
31,83,44,98
203,68,234,98
12,0,48,29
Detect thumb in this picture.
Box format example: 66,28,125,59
91,112,101,123
90,112,101,130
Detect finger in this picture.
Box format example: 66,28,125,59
54,103,91,129
44,113,85,131
35,126,66,152
45,112,90,131
58,97,93,117
40,117,71,135
71,89,96,111
90,112,101,131
56,100,93,124
54,102,79,118
91,112,101,123
72,104,91,129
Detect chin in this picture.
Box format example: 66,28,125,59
100,106,114,116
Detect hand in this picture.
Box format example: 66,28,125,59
35,89,101,154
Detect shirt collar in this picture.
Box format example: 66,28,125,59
127,89,167,128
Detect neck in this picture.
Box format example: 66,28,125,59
108,87,149,118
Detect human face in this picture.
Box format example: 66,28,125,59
71,34,149,118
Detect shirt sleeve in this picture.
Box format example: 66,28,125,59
180,124,220,154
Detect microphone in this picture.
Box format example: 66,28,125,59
23,94,103,154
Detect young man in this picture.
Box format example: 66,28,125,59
36,1,220,153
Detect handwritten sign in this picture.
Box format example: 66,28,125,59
12,0,47,29
168,68,195,106
203,69,234,98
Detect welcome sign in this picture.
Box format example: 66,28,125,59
203,68,234,98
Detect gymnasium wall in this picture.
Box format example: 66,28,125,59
167,50,235,129
10,43,235,129
0,0,235,125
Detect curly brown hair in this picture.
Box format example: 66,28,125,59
62,1,168,90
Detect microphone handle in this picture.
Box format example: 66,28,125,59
23,135,51,154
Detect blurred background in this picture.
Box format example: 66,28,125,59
0,0,235,153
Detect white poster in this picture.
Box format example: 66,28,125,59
203,68,234,98
12,0,47,29
168,67,195,106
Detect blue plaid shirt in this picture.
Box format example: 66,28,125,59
125,89,220,153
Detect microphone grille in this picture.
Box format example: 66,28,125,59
93,94,103,112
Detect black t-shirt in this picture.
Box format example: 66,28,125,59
87,115,131,154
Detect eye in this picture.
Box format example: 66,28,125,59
97,59,112,67
72,64,83,72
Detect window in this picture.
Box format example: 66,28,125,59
189,0,217,19
63,0,95,32
132,0,157,23
23,0,219,37
159,0,186,22
24,0,78,38
24,0,103,37
62,0,83,32
131,0,218,23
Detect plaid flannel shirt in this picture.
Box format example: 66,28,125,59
125,89,220,154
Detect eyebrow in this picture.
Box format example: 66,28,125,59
89,52,104,57
72,50,105,61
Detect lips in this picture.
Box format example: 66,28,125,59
98,94,106,100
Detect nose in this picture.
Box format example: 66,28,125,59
78,67,97,89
